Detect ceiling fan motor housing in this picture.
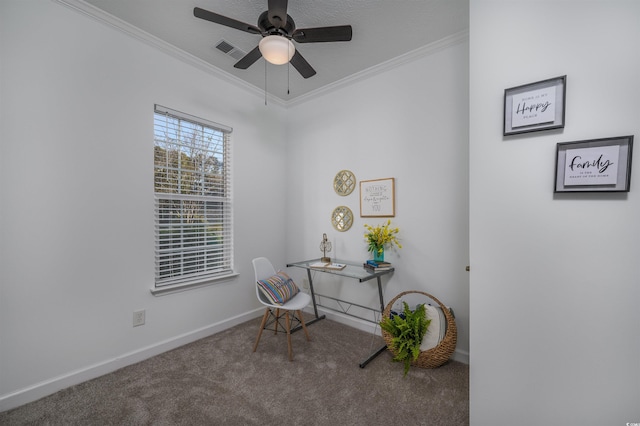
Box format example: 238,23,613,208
258,10,296,37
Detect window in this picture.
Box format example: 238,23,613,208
153,105,233,292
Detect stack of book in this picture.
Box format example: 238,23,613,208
363,260,393,271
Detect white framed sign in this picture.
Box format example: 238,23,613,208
360,178,395,217
511,85,556,129
563,145,619,186
504,75,566,136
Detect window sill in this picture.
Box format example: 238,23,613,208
150,272,239,296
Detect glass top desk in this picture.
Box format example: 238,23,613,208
287,258,394,368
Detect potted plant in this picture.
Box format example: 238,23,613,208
364,219,402,262
379,301,430,376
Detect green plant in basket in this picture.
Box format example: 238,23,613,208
379,301,430,376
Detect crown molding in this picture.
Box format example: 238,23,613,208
53,0,286,107
285,30,469,108
53,0,467,109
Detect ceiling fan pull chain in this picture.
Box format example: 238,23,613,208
287,60,290,95
264,60,268,106
287,40,291,95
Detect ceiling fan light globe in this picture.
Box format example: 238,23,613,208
259,35,295,65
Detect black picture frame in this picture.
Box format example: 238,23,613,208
554,135,634,193
504,75,566,136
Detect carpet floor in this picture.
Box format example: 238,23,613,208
0,315,469,425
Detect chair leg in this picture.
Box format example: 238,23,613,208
286,311,293,361
274,308,280,334
253,308,270,352
296,310,311,341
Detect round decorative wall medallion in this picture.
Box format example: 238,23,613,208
333,170,356,196
331,206,354,232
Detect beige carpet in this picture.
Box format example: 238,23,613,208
0,316,469,425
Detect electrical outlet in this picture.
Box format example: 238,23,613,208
133,310,145,327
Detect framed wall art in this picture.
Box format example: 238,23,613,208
360,177,395,217
504,75,566,136
554,135,633,193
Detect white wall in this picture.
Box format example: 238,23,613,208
0,0,288,409
1,0,471,413
7,0,636,422
286,37,470,361
470,1,640,425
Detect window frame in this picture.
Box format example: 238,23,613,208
152,105,236,295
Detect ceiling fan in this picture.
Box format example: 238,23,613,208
194,0,353,78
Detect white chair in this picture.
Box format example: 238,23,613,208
252,257,311,361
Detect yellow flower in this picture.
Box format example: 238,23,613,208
364,220,402,254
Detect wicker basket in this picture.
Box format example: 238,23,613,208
381,290,457,369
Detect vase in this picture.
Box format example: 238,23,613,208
374,247,384,262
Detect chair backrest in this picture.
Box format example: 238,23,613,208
252,257,277,304
252,257,276,282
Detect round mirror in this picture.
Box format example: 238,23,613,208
333,170,356,196
331,206,353,232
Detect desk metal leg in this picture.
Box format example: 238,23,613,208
359,345,387,368
291,268,325,333
306,268,321,319
358,276,387,368
287,260,394,366
376,276,385,313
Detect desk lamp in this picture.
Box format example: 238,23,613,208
320,233,332,263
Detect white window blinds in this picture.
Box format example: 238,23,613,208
153,105,233,289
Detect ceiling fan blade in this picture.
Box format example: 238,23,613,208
289,50,316,79
233,45,263,69
267,0,288,29
194,7,261,35
292,25,353,43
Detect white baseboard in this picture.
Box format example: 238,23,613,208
0,309,264,412
452,349,469,364
312,306,381,334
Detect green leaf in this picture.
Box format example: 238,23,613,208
380,301,431,376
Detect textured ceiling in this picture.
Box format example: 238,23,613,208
77,0,469,102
